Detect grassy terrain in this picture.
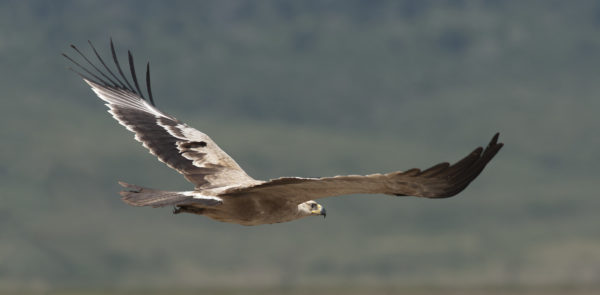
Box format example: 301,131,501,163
11,286,600,295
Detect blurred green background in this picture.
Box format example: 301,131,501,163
1,1,599,294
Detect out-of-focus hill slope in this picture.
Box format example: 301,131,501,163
1,0,598,290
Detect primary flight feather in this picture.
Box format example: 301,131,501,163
64,40,503,226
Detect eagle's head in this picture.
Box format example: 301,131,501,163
298,200,326,218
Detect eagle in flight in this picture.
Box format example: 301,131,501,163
64,40,503,226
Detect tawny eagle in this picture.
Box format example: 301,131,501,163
64,40,503,226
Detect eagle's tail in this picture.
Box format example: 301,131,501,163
118,181,222,208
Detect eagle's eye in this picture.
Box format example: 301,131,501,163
310,203,318,210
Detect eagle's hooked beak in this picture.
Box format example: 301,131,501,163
311,204,326,218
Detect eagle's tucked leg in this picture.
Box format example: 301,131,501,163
173,205,205,215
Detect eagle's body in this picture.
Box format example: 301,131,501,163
196,194,306,226
64,41,503,226
119,183,310,225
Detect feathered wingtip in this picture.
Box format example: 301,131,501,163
62,38,156,106
393,132,503,198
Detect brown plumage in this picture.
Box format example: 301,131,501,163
65,40,503,226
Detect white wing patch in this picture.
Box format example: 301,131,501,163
181,191,223,202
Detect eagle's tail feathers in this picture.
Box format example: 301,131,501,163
118,181,222,208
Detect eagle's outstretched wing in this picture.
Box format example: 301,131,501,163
226,133,503,203
64,40,256,189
